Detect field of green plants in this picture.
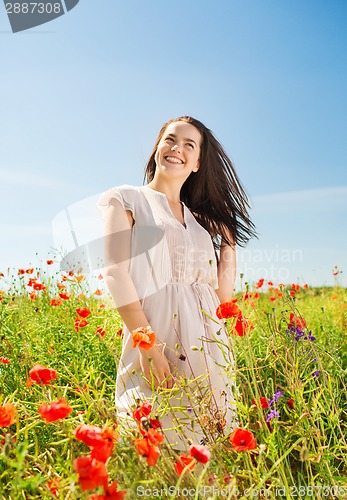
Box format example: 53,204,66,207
0,263,346,499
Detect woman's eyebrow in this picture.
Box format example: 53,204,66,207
166,133,197,146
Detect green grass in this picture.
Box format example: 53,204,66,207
0,268,346,499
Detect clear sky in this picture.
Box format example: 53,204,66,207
1,0,346,289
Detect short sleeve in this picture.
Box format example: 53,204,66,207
97,185,136,221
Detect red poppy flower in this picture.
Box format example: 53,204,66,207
288,313,306,330
229,427,257,452
47,260,54,265
96,327,106,338
132,401,152,421
76,307,92,318
18,268,25,275
233,317,254,336
132,327,156,350
90,441,113,463
74,318,89,332
33,282,46,291
287,398,294,409
189,444,211,464
75,384,88,394
26,268,34,274
50,298,62,307
27,277,37,287
216,301,242,319
303,283,309,289
94,289,103,296
58,292,70,300
134,436,161,466
136,417,162,437
73,455,108,492
0,356,10,364
29,292,37,300
0,402,16,427
28,364,57,385
74,424,106,448
251,397,269,409
254,278,264,289
90,429,119,463
175,454,196,476
89,481,127,500
148,418,162,430
47,478,60,497
147,428,164,447
38,398,72,423
74,425,119,463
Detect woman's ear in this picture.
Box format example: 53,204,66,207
193,160,200,173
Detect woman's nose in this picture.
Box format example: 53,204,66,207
172,143,181,152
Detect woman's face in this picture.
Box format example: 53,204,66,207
154,121,202,180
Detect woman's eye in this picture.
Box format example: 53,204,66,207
186,143,194,148
165,137,173,142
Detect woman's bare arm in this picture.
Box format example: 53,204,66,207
103,199,173,389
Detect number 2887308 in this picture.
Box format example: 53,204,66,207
6,3,62,14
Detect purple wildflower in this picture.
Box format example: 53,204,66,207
266,409,279,422
313,370,320,377
304,331,316,341
294,327,305,341
268,389,283,407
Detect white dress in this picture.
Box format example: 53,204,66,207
98,184,237,450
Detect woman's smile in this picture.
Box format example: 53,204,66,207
164,155,184,165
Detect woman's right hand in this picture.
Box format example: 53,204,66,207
139,344,173,389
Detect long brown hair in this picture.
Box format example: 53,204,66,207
143,116,257,252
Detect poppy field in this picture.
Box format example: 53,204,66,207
0,263,346,499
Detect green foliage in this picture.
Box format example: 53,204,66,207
0,269,346,499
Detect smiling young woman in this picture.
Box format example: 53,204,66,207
97,115,256,451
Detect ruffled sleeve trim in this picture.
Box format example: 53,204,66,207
97,185,136,221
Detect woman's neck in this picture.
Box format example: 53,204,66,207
146,181,182,204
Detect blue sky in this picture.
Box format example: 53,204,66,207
1,0,346,289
